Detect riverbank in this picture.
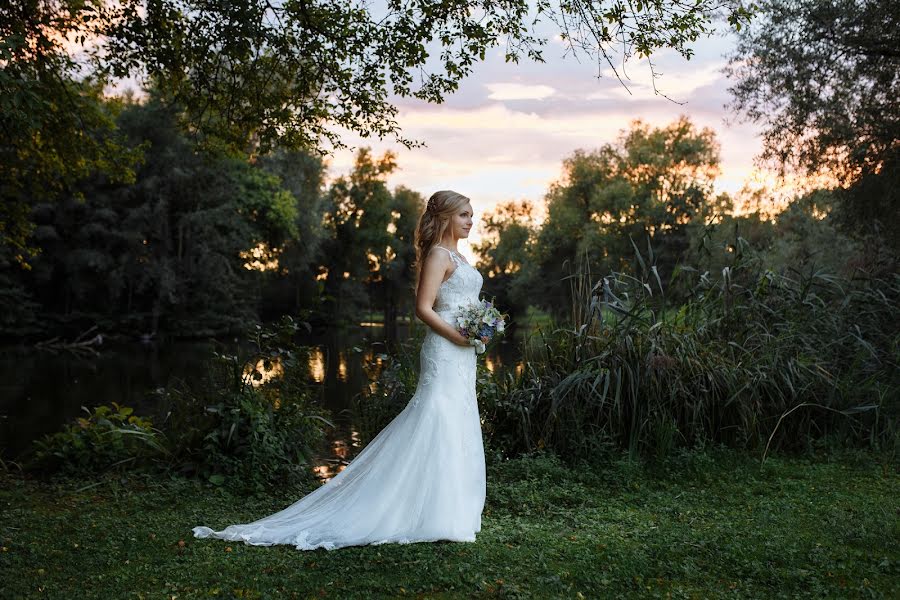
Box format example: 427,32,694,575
1,449,897,598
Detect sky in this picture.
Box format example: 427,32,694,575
98,3,786,253
315,6,779,251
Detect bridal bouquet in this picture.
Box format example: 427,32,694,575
455,298,508,354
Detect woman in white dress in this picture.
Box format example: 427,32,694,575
192,190,486,550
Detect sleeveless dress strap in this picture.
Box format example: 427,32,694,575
433,245,462,266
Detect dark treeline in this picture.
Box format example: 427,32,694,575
3,0,895,350
3,100,897,343
1,90,423,341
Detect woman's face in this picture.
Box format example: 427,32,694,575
447,201,474,239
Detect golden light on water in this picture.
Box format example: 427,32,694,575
308,348,326,383
333,439,350,459
338,352,348,382
311,431,364,482
313,461,347,483
367,252,381,273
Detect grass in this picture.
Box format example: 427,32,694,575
520,306,554,330
1,450,897,599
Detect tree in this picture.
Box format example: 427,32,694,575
379,185,423,339
2,0,756,262
725,0,900,246
13,96,306,338
319,148,398,323
0,50,144,264
473,200,536,319
255,147,330,319
92,0,758,154
529,116,724,313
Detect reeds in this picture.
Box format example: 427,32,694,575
479,238,899,461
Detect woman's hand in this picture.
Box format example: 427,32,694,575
453,331,471,347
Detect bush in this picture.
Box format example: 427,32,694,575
29,402,168,474
482,239,899,463
352,334,422,444
157,316,333,492
25,316,334,492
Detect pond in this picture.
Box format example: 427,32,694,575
0,319,523,480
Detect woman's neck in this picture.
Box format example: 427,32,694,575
438,236,459,252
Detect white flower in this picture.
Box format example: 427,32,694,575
473,339,486,354
497,321,505,332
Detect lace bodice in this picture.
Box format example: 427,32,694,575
431,245,483,315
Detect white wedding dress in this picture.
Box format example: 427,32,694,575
192,245,486,550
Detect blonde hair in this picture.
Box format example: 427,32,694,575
413,190,471,284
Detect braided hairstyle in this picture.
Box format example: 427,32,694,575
413,190,471,285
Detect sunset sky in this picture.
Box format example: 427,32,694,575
102,5,788,252
317,9,780,251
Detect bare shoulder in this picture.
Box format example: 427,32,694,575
418,247,454,292
416,247,453,311
424,246,452,271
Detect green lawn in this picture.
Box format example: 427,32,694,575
1,450,897,599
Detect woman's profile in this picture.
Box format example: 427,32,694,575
192,190,486,550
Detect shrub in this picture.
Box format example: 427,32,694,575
29,402,168,474
480,238,899,462
158,315,333,492
25,316,333,492
352,335,422,443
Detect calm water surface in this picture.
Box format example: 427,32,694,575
0,321,522,480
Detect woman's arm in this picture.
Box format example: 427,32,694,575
415,250,470,346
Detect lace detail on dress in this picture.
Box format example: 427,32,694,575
412,355,440,408
430,246,483,313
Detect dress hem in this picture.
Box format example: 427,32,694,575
192,525,480,551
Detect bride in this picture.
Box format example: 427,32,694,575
192,190,486,550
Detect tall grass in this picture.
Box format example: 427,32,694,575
479,237,899,462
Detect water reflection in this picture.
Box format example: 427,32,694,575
311,429,364,484
308,348,326,383
337,352,348,382
0,320,523,473
483,352,524,377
